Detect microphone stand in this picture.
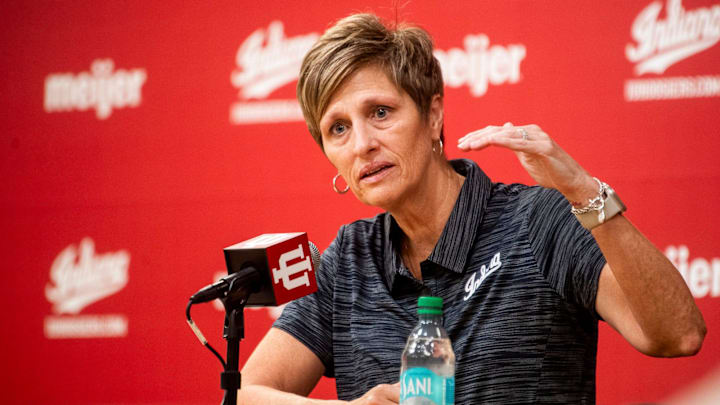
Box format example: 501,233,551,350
219,276,255,405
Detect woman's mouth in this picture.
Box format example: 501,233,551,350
360,163,395,182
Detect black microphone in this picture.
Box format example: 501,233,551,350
189,233,320,306
189,266,261,304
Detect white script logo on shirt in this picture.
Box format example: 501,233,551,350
464,252,502,301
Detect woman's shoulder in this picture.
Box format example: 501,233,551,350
490,182,563,204
486,182,570,223
335,212,388,248
322,212,388,278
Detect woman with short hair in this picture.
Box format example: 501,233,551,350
238,13,704,405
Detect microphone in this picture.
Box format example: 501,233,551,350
189,233,319,306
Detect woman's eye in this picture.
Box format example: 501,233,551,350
331,122,347,135
375,107,388,119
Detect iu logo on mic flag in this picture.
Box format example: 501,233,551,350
224,233,318,306
271,243,312,291
265,233,318,304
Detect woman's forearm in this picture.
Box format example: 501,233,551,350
238,385,345,405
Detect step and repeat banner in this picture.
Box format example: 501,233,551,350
2,1,719,404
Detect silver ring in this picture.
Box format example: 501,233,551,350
518,128,529,141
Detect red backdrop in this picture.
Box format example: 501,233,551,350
2,1,719,404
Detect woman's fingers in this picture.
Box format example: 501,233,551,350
349,382,400,405
458,124,536,151
456,123,592,198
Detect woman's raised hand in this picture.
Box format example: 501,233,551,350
458,122,598,204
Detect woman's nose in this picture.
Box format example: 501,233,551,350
352,122,379,155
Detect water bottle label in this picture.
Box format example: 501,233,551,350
400,367,454,405
445,376,454,404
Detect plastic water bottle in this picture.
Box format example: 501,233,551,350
400,296,455,405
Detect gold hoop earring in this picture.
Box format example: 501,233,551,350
332,173,349,194
432,139,444,155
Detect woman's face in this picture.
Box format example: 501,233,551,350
319,64,442,210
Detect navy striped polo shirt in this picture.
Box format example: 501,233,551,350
274,158,606,404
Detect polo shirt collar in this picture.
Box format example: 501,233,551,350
382,159,492,290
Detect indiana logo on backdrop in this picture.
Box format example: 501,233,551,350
624,0,720,101
229,21,527,125
44,238,130,339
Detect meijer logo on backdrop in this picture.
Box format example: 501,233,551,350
44,59,147,119
434,36,525,97
666,245,720,299
44,238,130,339
229,21,526,125
624,0,720,101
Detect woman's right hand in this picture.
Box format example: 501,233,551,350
348,383,400,405
239,327,401,405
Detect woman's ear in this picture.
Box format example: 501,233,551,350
429,94,444,139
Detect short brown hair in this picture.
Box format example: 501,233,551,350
297,13,444,150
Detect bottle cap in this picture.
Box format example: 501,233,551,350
417,296,443,315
